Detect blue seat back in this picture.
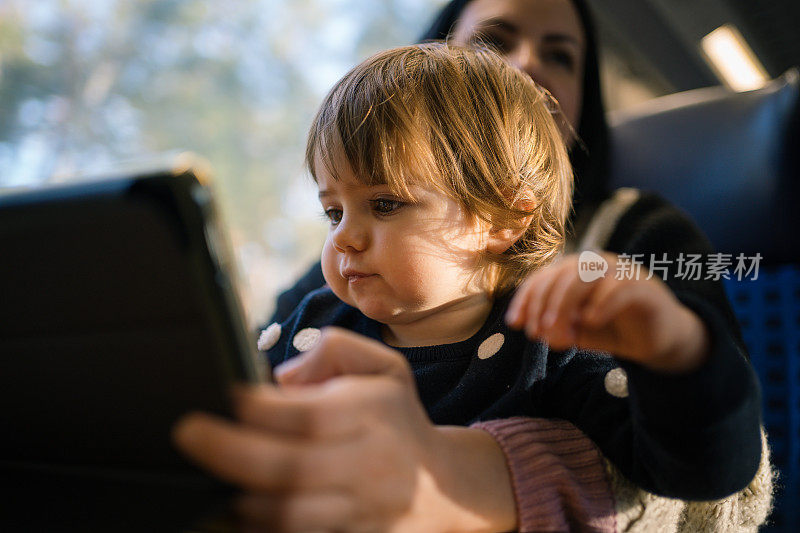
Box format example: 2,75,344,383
609,70,800,531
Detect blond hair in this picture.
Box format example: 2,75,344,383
306,42,573,294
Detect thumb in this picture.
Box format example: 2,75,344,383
274,327,413,386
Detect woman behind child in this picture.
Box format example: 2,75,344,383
261,42,761,502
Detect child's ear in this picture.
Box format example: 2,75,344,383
486,196,535,254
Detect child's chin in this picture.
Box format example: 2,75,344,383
331,286,404,323
354,300,397,323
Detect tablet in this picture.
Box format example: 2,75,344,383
0,163,266,520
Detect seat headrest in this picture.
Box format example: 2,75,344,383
609,69,799,264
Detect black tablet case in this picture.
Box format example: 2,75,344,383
0,169,264,530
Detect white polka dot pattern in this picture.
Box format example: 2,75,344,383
477,333,505,359
604,367,629,398
293,327,322,352
257,323,281,351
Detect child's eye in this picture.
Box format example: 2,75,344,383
371,198,405,215
324,208,343,225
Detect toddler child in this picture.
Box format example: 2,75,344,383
259,42,761,500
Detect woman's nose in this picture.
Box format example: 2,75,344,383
508,41,544,83
331,214,368,253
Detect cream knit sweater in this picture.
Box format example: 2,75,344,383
608,429,774,533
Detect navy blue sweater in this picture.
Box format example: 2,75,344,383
264,193,763,500
264,283,761,501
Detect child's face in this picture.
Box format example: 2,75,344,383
316,150,490,326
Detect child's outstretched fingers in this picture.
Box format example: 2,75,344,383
506,261,562,336
580,276,643,329
507,253,711,366
509,256,610,349
570,278,657,359
522,264,566,340
538,260,604,349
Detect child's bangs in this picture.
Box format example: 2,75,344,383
307,54,444,201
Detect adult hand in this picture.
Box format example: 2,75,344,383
506,252,710,373
173,327,516,532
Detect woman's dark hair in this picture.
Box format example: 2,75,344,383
418,0,610,211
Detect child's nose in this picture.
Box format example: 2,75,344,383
331,215,369,253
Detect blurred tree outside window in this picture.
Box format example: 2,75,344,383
0,0,447,326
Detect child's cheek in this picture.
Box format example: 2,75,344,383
320,240,344,292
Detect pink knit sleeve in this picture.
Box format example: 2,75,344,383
471,417,616,533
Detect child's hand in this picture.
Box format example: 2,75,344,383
506,252,710,373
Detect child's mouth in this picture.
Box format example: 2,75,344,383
347,274,375,284
343,269,376,284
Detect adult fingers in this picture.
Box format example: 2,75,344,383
235,491,357,533
275,327,413,387
231,383,363,439
172,412,355,492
